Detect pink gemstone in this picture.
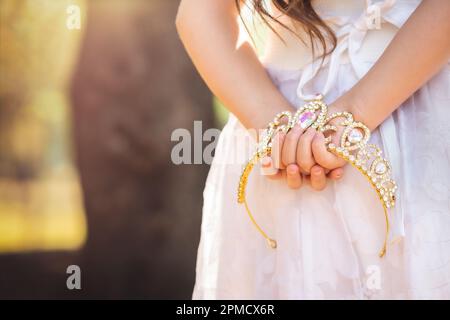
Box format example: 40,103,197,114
298,111,316,129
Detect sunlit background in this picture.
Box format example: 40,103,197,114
0,0,267,299
0,0,212,299
0,0,86,254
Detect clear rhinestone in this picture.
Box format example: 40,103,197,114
348,129,363,143
375,162,387,175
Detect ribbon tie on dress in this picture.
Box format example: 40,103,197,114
297,0,396,100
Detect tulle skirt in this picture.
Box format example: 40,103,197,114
193,61,450,299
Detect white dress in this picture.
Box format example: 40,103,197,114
193,0,450,299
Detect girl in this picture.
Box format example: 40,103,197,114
176,0,450,299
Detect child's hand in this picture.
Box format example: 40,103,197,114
261,126,345,190
311,116,347,170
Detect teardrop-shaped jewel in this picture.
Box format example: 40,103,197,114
298,111,316,129
348,128,363,143
375,162,387,175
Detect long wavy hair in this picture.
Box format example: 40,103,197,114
236,0,337,58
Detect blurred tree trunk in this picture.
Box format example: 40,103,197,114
0,0,213,299
70,0,213,299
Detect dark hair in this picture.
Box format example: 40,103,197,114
236,0,337,59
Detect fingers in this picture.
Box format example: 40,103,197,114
312,131,347,170
286,164,302,189
264,128,346,191
310,165,327,191
297,127,316,174
261,157,282,180
262,157,302,189
328,167,344,180
271,132,286,170
282,125,303,167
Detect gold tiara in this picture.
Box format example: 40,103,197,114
237,95,397,257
